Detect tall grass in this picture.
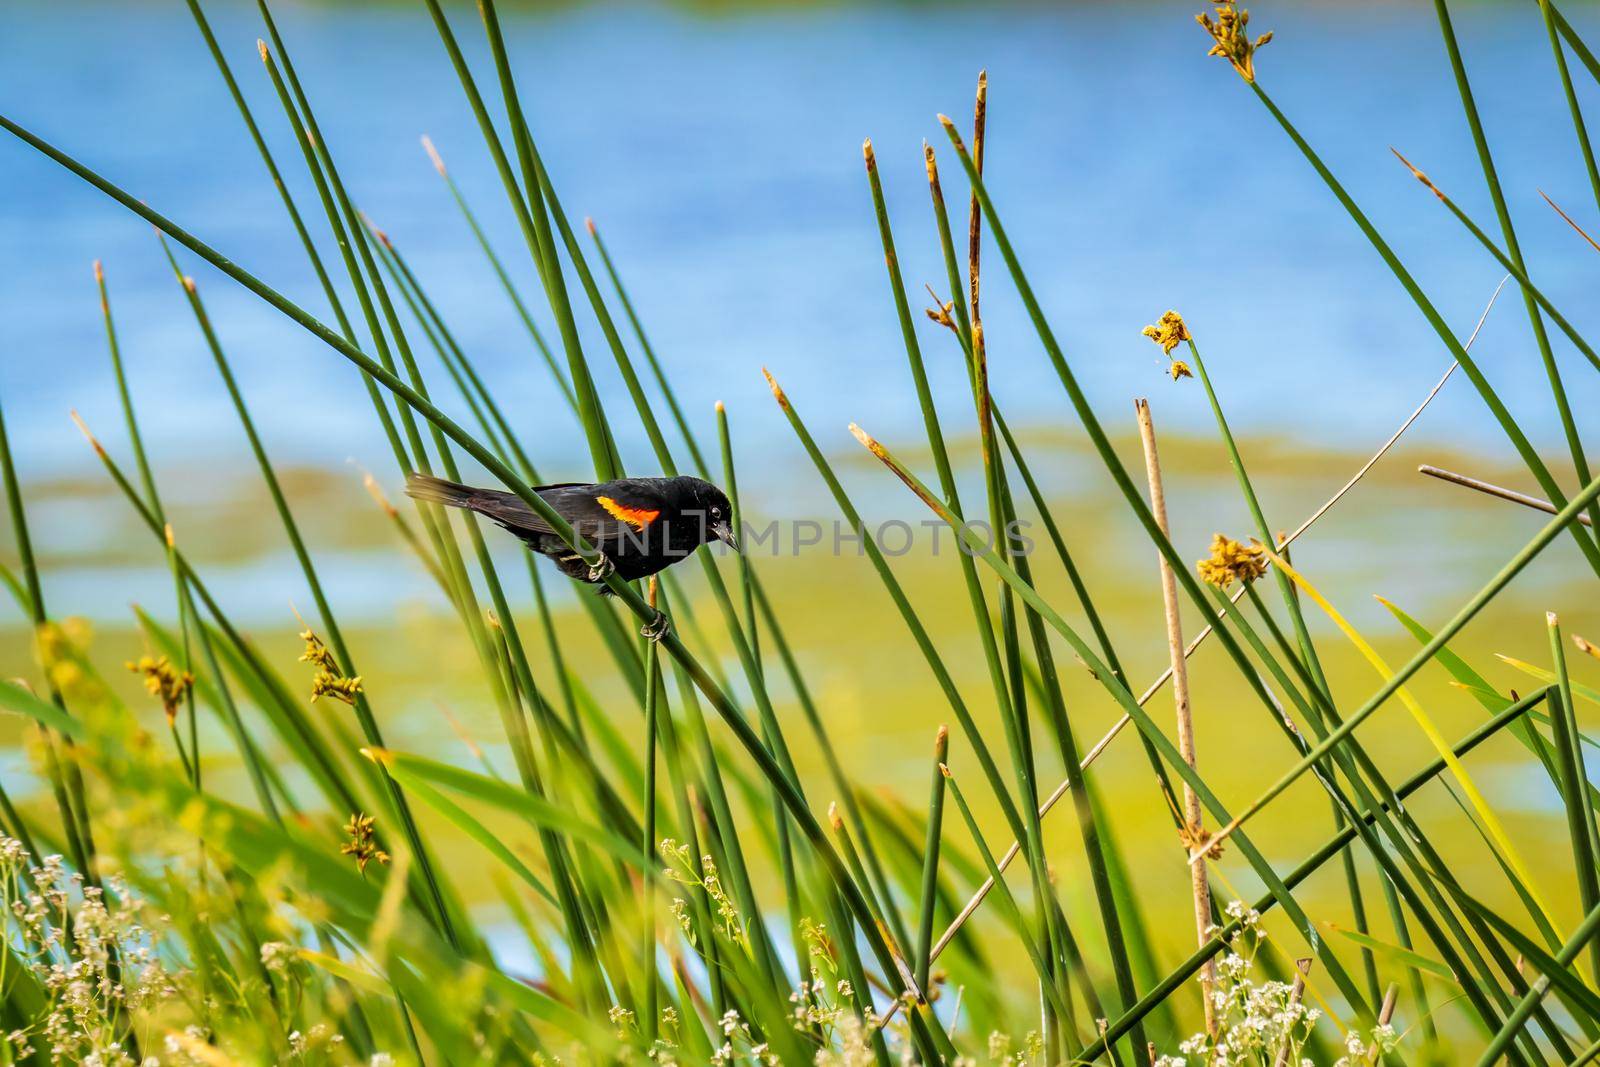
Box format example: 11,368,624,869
0,0,1597,1062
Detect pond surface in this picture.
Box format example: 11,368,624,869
2,0,1598,486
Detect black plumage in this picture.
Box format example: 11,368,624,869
404,472,736,586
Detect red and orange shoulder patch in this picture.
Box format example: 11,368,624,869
596,495,660,530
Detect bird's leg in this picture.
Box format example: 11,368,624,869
640,609,672,643
586,553,615,582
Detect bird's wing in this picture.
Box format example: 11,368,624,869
408,477,669,543
537,483,669,540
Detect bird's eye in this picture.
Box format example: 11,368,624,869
711,506,721,517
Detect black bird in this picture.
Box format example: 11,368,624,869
404,473,737,589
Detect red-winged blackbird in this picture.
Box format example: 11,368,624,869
405,472,737,587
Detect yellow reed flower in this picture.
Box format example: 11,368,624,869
299,628,362,706
340,812,390,874
1197,1,1273,82
1141,310,1190,355
1197,533,1267,588
125,655,194,725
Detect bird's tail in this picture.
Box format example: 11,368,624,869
404,472,485,511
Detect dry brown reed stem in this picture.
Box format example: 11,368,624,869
1271,959,1313,1067
1417,463,1595,527
967,70,986,328
1135,396,1216,1035
1366,983,1398,1064
967,72,992,466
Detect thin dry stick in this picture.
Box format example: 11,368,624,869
1540,189,1600,255
1136,396,1216,1035
1418,463,1595,527
908,277,1508,982
1271,958,1314,1067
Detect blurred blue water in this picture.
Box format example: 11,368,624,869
2,0,1599,486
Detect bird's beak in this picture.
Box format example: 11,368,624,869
712,520,738,551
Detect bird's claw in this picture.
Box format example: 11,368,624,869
640,610,671,643
586,554,615,582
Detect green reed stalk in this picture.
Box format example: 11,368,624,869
1242,83,1600,577
187,1,416,483
371,229,600,747
1537,0,1600,213
1429,0,1600,537
421,136,575,410
640,581,661,1043
940,119,1407,1026
161,246,451,899
763,372,1023,843
1082,685,1553,1059
519,121,816,821
940,768,1073,1025
1228,583,1549,1052
73,423,369,819
865,140,1050,985
101,263,289,818
260,10,635,970
926,140,1189,998
934,116,1595,998
1549,613,1600,979
1442,874,1600,1029
1478,898,1600,1066
746,578,909,963
1217,463,1600,851
447,111,815,992
96,261,203,786
914,725,948,997
1396,154,1600,384
1177,338,1465,1013
471,0,616,480
719,401,810,983
1545,0,1600,82
575,215,870,883
925,131,1133,1050
468,21,824,948
589,219,711,477
854,422,1395,1022
0,397,94,881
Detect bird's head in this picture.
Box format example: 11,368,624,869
676,477,737,550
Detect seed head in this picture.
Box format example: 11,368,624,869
311,673,364,706
924,285,957,332
300,628,362,706
340,812,390,874
125,654,193,726
1197,533,1266,589
1197,1,1272,82
1142,311,1195,380
421,134,446,176
1179,820,1225,861
761,367,791,411
300,628,339,673
1142,310,1190,355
